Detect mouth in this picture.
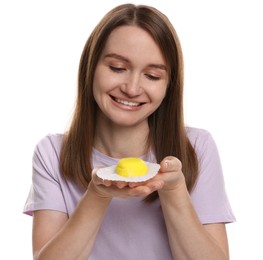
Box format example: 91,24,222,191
111,96,144,107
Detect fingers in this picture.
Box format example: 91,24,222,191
91,165,167,198
121,183,162,197
157,156,186,191
91,156,183,198
159,156,182,173
114,181,127,189
92,168,112,187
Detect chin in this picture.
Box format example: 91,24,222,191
111,117,147,128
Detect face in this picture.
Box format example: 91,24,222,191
93,25,168,128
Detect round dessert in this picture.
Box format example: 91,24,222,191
116,157,148,177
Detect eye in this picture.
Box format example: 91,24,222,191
145,74,160,81
109,66,126,73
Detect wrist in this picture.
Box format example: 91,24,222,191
86,181,112,203
158,172,186,193
158,181,191,207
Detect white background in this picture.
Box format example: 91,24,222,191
1,0,262,259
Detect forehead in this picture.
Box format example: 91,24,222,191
102,25,166,65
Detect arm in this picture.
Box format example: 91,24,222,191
157,157,229,260
32,172,161,260
32,184,111,260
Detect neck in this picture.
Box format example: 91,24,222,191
94,120,150,159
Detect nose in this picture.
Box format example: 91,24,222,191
120,73,142,97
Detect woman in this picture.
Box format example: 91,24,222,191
24,4,235,259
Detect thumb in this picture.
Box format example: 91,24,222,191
160,156,182,172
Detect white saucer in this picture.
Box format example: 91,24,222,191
96,162,160,182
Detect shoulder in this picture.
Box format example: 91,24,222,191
35,133,64,155
186,126,212,141
186,126,214,147
33,134,65,171
186,127,219,160
187,128,236,223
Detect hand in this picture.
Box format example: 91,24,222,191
152,156,185,192
89,168,164,199
89,156,185,199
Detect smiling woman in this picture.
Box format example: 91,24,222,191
93,25,168,126
23,3,235,260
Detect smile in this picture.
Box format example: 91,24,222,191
114,98,142,107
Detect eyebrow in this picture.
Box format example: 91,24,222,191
104,53,167,71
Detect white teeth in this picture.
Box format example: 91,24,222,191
115,98,140,107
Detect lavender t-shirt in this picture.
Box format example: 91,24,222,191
23,127,235,259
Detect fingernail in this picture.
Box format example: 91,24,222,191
165,160,169,169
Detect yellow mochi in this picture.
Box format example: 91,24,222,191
116,158,148,177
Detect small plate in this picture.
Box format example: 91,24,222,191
96,162,160,182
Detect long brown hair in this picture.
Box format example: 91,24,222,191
60,4,198,201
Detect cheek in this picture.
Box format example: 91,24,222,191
93,66,119,94
153,86,168,109
92,71,107,107
93,69,110,99
152,84,168,104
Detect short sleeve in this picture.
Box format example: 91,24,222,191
188,128,236,224
23,135,67,216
